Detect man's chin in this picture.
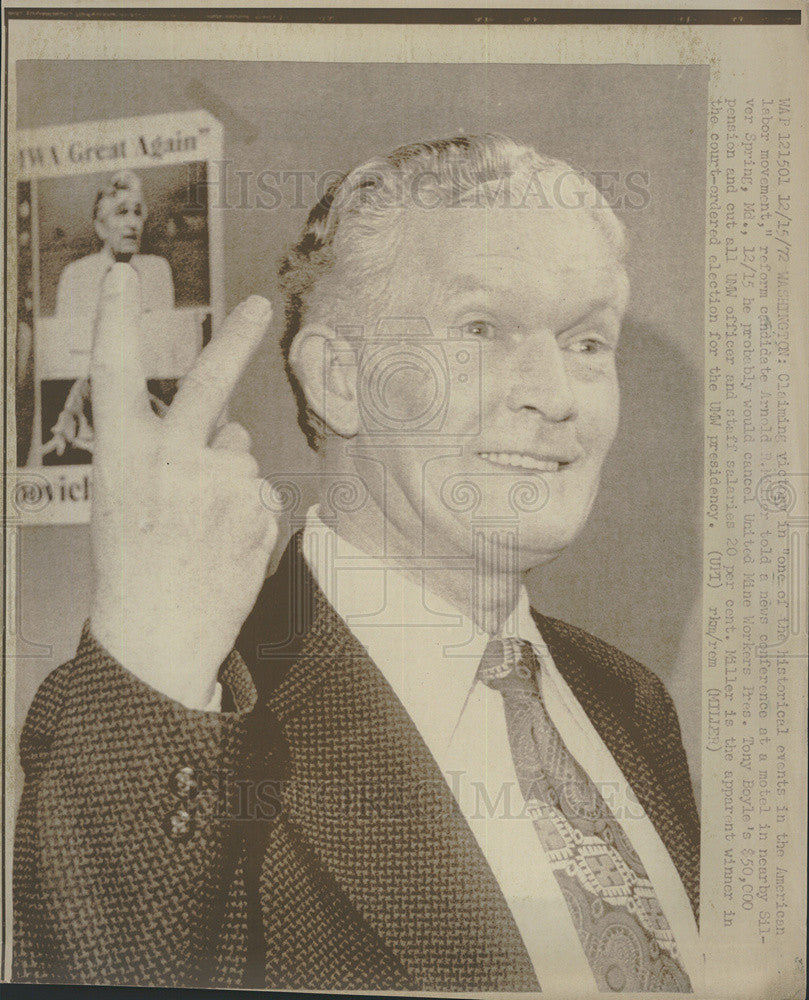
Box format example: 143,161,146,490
512,518,590,569
459,520,585,572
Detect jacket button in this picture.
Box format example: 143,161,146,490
171,765,198,800
164,808,194,841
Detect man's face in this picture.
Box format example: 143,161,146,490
95,191,145,257
346,202,628,570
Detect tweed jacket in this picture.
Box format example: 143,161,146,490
14,533,700,991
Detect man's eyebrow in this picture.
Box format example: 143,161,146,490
558,300,624,333
442,275,509,298
444,280,622,318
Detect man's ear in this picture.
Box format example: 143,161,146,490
288,323,360,438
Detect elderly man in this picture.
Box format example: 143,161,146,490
47,169,175,456
55,168,174,317
15,135,700,993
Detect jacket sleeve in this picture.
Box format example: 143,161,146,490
13,623,255,986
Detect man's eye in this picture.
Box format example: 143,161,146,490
568,336,611,354
463,320,494,339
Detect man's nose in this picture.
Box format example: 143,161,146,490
505,334,577,422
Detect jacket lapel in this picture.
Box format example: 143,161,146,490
533,611,700,917
238,535,538,992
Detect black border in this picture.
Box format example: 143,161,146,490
1,3,801,994
3,7,803,24
0,987,389,999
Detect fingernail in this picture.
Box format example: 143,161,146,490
241,295,273,322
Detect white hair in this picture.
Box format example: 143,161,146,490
93,169,144,221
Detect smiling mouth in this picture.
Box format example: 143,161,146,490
478,451,572,473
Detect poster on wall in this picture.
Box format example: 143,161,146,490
13,110,223,524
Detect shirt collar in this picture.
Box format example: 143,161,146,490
301,505,551,746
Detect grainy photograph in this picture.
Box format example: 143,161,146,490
13,111,219,522
36,163,210,464
9,57,706,994
4,11,807,1000
37,163,210,320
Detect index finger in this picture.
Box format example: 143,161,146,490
165,295,272,445
90,264,152,446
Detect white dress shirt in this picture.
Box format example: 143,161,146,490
54,249,175,318
300,506,703,992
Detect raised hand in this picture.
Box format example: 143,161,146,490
89,265,277,709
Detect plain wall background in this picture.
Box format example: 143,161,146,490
14,60,708,792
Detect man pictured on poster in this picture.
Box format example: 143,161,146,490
54,168,175,317
15,135,701,993
46,169,175,456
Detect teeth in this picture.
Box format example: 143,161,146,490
479,452,561,472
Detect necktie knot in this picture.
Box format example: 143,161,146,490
477,636,539,692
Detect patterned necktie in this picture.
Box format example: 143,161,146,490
478,636,691,993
